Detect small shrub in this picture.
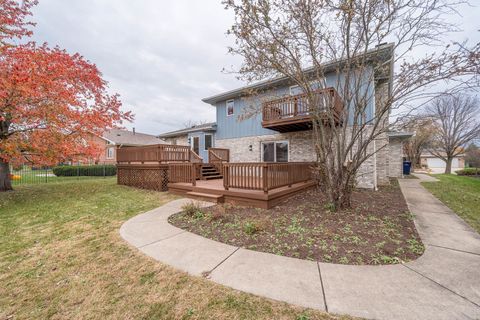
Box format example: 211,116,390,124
407,238,424,255
243,218,269,235
52,165,116,177
193,211,204,219
323,202,336,212
243,222,257,235
455,168,480,176
182,202,204,217
208,205,227,221
379,255,400,264
296,313,310,320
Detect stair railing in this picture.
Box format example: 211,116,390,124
208,148,229,175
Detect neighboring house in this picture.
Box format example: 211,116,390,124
198,43,405,189
91,129,163,164
420,151,465,173
158,123,217,162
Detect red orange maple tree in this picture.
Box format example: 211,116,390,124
0,0,133,191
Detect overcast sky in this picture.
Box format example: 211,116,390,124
30,1,479,135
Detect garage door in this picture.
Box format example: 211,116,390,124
427,158,459,168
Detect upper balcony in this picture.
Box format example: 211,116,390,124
261,87,344,132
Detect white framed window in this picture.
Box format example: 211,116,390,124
289,85,303,95
106,147,114,159
226,99,234,116
204,134,213,150
261,140,289,162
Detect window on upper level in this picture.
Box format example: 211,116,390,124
226,99,234,116
289,85,303,95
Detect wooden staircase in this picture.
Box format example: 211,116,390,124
200,164,223,180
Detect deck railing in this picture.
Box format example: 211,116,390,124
117,144,203,163
208,147,230,174
190,150,203,163
262,87,344,124
223,162,314,193
168,163,199,186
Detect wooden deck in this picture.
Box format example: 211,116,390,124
116,145,316,209
168,178,316,209
261,87,344,132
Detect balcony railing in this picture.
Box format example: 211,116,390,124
262,87,344,132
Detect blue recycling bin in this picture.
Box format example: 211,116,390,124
403,161,412,175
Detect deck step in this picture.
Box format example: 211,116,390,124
186,191,224,203
202,171,220,176
204,175,223,180
202,169,217,173
200,164,222,180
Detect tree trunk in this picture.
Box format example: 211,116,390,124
0,160,13,192
323,174,354,210
445,157,453,174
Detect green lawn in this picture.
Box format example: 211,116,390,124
0,179,343,320
422,175,480,233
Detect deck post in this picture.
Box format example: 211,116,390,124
192,163,196,186
294,96,298,116
223,164,229,190
288,164,292,187
262,164,268,194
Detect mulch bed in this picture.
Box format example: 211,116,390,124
169,181,424,265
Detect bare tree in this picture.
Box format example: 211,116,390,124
398,116,436,170
183,120,209,129
427,94,480,174
224,0,480,209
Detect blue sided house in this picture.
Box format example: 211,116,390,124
158,43,411,189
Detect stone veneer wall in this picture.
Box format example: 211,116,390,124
215,130,317,162
388,138,404,178
374,81,391,186
215,129,378,189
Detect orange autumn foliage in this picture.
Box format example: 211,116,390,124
0,0,133,167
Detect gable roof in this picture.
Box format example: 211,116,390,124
157,122,217,138
202,43,395,105
102,129,162,146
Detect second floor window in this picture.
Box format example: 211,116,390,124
226,99,234,116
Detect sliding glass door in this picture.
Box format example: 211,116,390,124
262,141,289,162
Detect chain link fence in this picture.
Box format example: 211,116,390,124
9,163,116,185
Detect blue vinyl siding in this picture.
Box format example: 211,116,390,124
187,131,215,162
214,68,376,140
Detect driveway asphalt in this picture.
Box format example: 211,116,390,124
120,174,480,320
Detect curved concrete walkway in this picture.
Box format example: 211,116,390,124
120,174,480,320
